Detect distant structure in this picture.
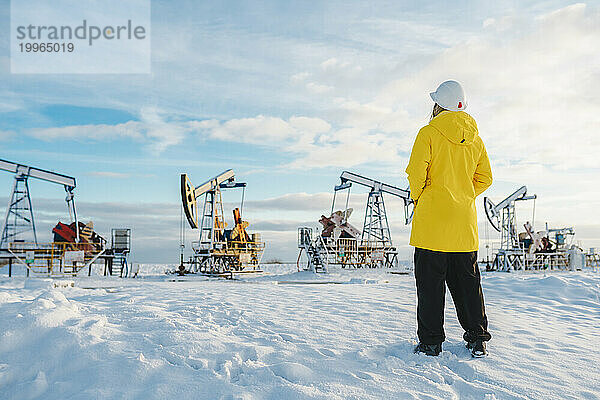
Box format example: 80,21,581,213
484,186,588,271
298,171,413,272
0,158,132,277
0,158,79,247
179,169,264,276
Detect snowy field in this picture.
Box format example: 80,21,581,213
0,265,599,399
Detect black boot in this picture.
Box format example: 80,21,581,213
466,340,487,358
414,343,442,356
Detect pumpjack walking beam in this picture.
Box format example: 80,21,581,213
0,159,79,248
484,186,536,250
333,171,413,246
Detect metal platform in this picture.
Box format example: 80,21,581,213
492,249,571,271
0,245,130,277
298,227,399,272
180,239,265,275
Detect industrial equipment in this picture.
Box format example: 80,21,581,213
0,158,79,247
0,159,109,276
179,170,264,276
298,171,413,272
586,248,600,270
546,225,575,249
484,186,536,255
484,187,581,271
103,228,131,277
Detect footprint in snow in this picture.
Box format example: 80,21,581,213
317,348,336,357
63,318,80,326
278,333,295,342
278,333,306,343
351,371,375,381
270,362,314,384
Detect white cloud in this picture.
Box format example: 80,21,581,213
285,127,403,169
306,82,334,94
138,108,189,154
188,99,410,170
26,108,193,154
207,115,295,143
244,192,332,212
194,115,333,148
0,130,15,140
270,3,600,173
290,72,311,83
320,58,342,70
371,3,600,172
87,171,131,179
17,4,600,174
288,116,331,134
482,16,519,32
28,121,145,141
0,101,22,113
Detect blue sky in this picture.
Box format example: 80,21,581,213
1,0,599,263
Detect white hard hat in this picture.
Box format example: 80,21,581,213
430,80,467,112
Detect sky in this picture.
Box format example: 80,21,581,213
1,0,599,264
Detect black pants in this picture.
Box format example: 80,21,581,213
414,247,491,345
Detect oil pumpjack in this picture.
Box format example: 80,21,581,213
298,171,414,271
179,169,264,276
0,158,110,276
484,186,585,271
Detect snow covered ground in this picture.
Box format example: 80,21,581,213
0,265,599,399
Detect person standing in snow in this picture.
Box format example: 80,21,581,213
406,80,493,357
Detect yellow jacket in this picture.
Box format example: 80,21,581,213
406,111,492,252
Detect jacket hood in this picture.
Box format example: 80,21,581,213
429,111,478,145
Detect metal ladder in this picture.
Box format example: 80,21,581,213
305,237,328,273
105,254,128,277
